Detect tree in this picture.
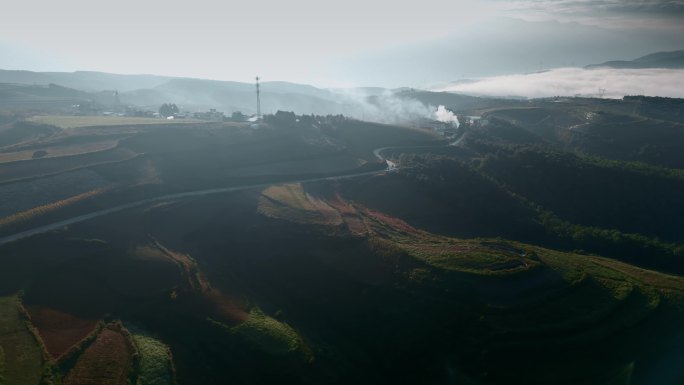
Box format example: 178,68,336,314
159,103,179,118
231,111,247,121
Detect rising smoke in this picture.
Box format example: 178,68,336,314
330,90,463,126
435,105,459,127
333,89,440,125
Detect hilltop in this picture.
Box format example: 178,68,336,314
586,50,684,69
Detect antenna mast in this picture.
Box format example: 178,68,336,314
255,76,261,120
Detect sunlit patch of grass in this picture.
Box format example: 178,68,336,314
401,240,535,274
231,308,301,355
0,187,110,228
132,334,176,385
362,208,539,275
258,184,343,226
211,307,303,356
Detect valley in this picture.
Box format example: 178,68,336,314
0,91,683,384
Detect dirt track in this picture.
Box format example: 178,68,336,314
0,169,383,246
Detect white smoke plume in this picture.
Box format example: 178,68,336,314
434,68,684,99
435,105,459,127
331,89,436,125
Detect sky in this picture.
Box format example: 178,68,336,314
1,0,683,88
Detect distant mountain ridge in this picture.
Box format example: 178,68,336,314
0,69,502,120
0,70,347,114
0,69,333,96
586,50,684,69
0,70,173,92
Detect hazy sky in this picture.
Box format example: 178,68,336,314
1,0,683,87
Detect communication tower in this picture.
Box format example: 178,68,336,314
256,76,261,120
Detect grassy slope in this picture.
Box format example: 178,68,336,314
132,334,176,385
481,101,684,169
259,183,343,226
352,151,684,274
363,204,684,384
0,296,43,385
227,307,302,355
250,183,684,384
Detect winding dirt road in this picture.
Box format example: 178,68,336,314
0,138,464,246
0,169,383,246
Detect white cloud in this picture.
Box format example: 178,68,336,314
434,67,684,99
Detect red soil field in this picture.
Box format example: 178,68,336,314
26,305,99,359
327,194,367,236
63,324,134,385
361,207,422,236
204,288,250,324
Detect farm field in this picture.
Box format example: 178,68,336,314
28,115,203,129
8,170,671,385
25,305,99,360
0,138,120,163
63,323,135,385
0,169,110,218
259,183,344,226
0,146,138,184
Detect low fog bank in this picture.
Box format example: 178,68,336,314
434,68,684,99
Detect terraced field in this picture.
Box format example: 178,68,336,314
0,108,682,384
259,183,343,226
25,306,99,359
63,323,135,385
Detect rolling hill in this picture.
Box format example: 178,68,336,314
586,50,684,69
0,83,683,385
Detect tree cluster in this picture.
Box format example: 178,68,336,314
159,103,179,118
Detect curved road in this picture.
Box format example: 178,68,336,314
0,138,465,247
0,169,382,246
